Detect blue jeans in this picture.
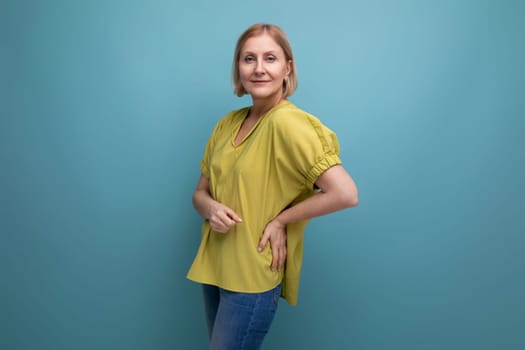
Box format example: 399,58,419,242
202,284,282,350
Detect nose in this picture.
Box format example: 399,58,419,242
254,59,265,74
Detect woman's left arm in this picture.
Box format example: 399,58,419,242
259,164,358,270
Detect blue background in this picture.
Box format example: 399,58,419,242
2,0,524,349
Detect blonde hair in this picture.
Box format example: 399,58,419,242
232,23,298,97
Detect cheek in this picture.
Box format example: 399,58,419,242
275,68,288,80
239,67,251,80
274,64,289,77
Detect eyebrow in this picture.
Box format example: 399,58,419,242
241,50,278,55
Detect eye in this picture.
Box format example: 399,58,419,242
243,55,255,63
266,55,276,62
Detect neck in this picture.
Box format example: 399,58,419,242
249,93,286,120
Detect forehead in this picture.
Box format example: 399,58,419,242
241,33,283,54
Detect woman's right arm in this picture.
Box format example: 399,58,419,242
192,175,242,233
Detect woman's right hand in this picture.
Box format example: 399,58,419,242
193,175,242,233
207,201,242,233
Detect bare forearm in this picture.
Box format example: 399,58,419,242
192,189,216,220
275,165,358,226
192,175,242,232
275,189,356,226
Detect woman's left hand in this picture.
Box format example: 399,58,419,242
258,219,287,271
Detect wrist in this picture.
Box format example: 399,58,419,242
206,201,220,220
272,215,286,228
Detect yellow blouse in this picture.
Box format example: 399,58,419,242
187,101,341,305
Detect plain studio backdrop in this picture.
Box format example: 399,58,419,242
2,0,524,349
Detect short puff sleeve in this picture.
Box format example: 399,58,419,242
199,116,228,178
270,108,342,189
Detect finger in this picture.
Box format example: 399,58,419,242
211,215,232,233
272,239,284,271
219,214,238,230
258,231,270,252
220,217,233,229
269,235,282,271
271,247,279,271
279,246,287,270
276,246,284,271
211,222,227,233
208,218,221,231
226,210,243,223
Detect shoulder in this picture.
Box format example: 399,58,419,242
213,106,250,133
268,102,334,137
270,101,313,121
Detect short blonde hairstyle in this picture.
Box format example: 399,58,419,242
232,23,298,97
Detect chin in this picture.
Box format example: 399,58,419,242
248,89,281,100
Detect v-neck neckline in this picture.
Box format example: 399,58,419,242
231,108,262,147
231,100,290,148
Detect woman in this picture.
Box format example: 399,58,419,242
187,23,358,350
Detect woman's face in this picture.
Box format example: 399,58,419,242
238,33,291,102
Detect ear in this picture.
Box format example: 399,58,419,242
286,60,292,76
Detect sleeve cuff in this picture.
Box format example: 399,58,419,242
305,154,342,188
